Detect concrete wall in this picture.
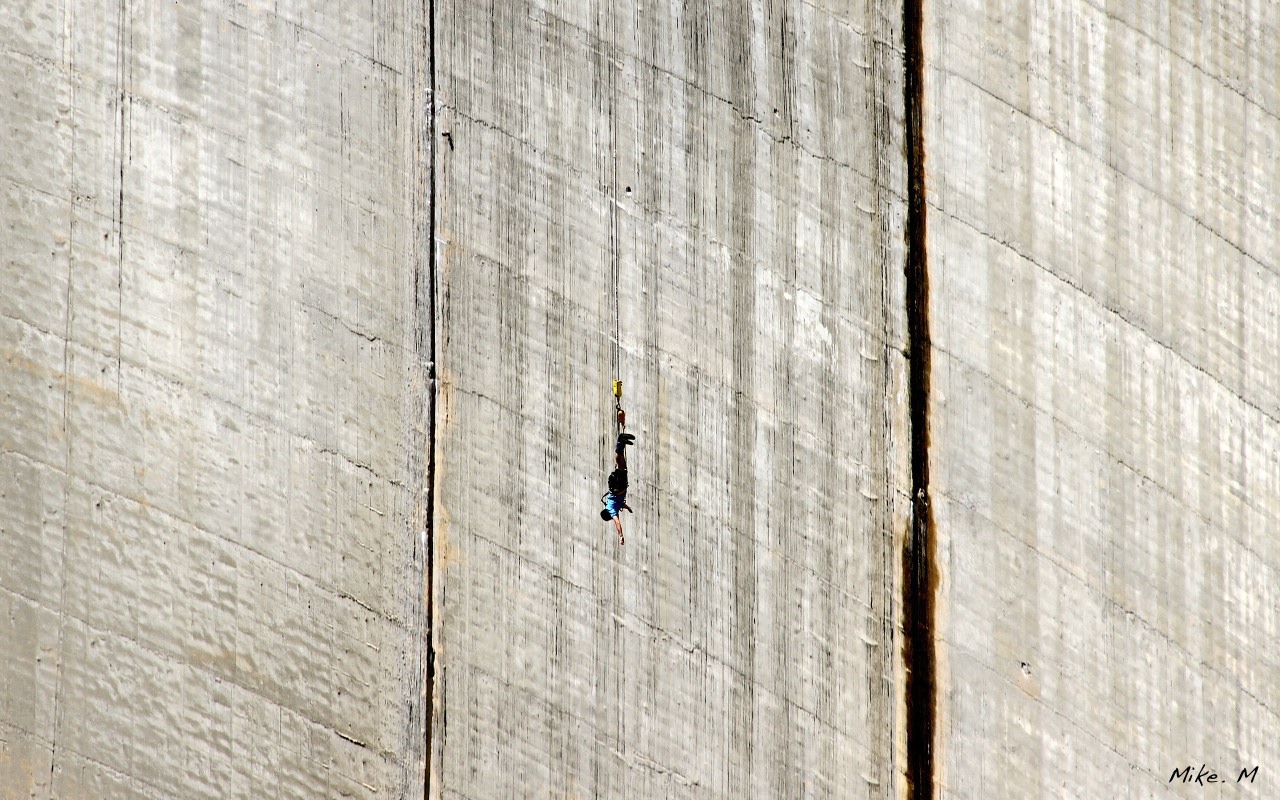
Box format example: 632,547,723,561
926,0,1280,796
430,1,909,797
4,1,1279,799
1,2,430,797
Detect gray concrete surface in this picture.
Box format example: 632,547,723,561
430,1,908,798
926,0,1280,796
1,2,431,797
3,1,1279,799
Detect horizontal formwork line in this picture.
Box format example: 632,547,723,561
0,447,413,630
932,67,1280,284
939,485,1280,714
0,582,407,767
930,204,1280,431
928,346,1280,580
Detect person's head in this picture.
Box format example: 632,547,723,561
600,508,614,521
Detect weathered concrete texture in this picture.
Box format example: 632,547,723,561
1,2,431,798
430,1,909,798
926,0,1280,796
10,0,1276,798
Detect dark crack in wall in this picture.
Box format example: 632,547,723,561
901,0,936,798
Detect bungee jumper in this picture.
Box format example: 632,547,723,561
600,380,633,545
600,431,635,545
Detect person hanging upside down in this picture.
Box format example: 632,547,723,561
600,432,635,545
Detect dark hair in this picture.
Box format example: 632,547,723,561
600,509,613,521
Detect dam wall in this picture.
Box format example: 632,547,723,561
925,1,1280,796
1,2,431,797
2,1,1277,799
430,1,909,797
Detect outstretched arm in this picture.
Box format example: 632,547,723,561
612,516,624,545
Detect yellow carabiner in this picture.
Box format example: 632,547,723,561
612,380,623,399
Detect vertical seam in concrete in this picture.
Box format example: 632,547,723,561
421,0,439,797
115,0,131,395
902,0,936,798
49,3,87,787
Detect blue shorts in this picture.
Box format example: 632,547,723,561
604,492,626,518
